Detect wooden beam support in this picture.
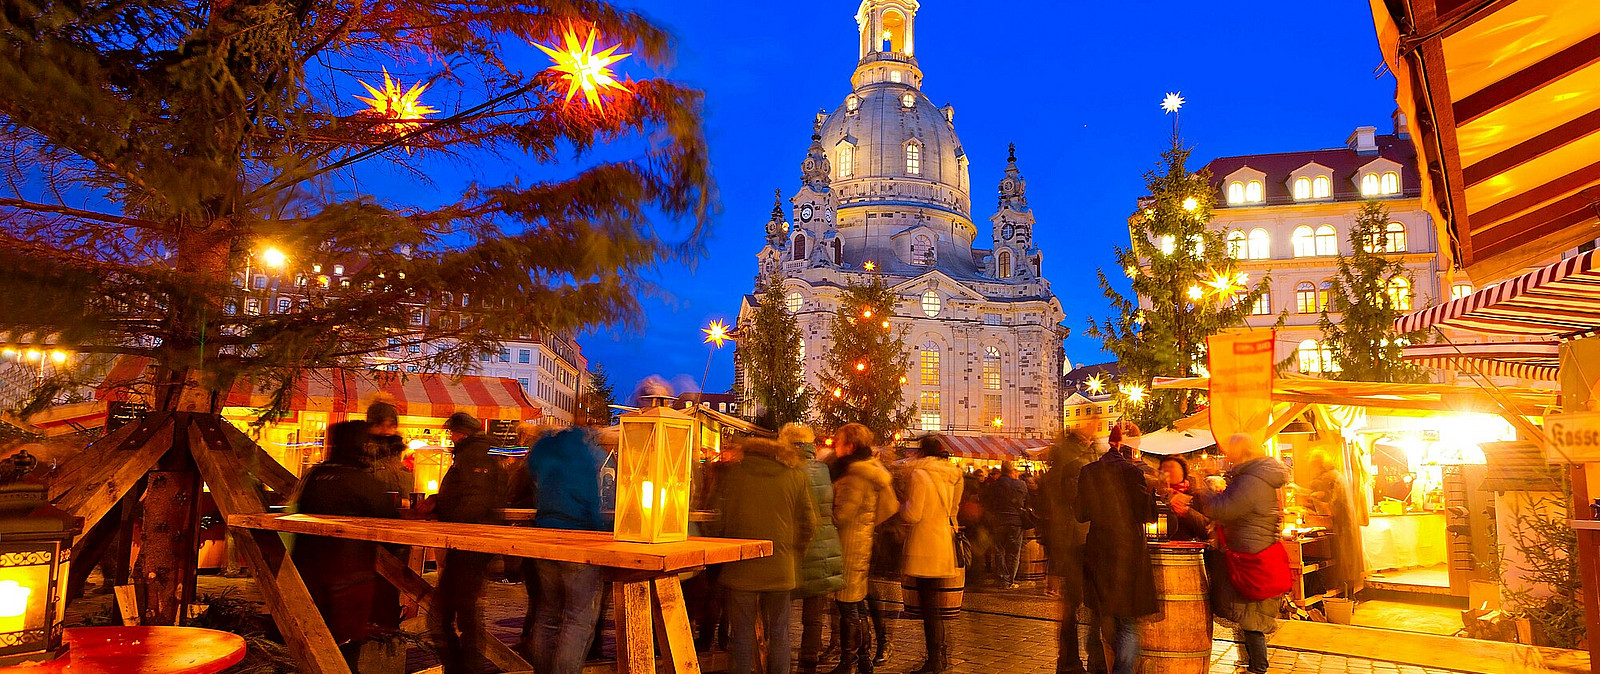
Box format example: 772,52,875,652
58,416,174,550
189,417,352,674
213,418,299,496
373,549,532,673
1454,32,1600,124
139,418,201,625
46,419,145,501
1264,403,1311,439
653,575,701,674
614,579,655,674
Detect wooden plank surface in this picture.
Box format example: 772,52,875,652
227,513,770,572
613,580,655,674
46,419,145,501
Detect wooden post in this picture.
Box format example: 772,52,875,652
614,579,656,674
1570,464,1600,667
139,415,202,625
653,575,702,674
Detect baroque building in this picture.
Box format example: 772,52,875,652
736,0,1066,439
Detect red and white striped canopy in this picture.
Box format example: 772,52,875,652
1395,249,1600,337
1399,341,1561,382
96,356,541,421
940,435,1049,462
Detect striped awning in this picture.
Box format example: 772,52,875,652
1370,0,1600,282
95,356,541,421
940,435,1049,462
1400,341,1561,381
1394,248,1600,336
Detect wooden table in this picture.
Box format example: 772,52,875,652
0,626,246,674
228,513,771,674
495,508,719,524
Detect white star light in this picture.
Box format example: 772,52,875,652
1161,92,1185,114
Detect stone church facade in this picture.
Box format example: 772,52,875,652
735,0,1066,439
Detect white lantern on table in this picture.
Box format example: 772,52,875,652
615,404,695,543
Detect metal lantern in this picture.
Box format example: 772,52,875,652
0,451,80,665
615,404,696,543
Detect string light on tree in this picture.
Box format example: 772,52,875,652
536,26,633,111
354,68,439,135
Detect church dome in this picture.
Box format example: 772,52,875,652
817,73,972,223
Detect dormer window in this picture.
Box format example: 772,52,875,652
837,142,855,178
1227,182,1245,205
847,95,860,112
1361,173,1381,196
911,234,935,265
904,141,921,175
1293,177,1311,200
901,92,916,108
1244,180,1263,203
1380,171,1400,195
1313,176,1331,198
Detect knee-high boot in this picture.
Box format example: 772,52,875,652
827,604,858,674
854,611,875,674
913,584,949,674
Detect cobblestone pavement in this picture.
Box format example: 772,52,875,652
67,573,1476,673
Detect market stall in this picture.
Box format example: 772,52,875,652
938,434,1050,473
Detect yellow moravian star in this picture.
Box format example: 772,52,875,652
536,27,632,111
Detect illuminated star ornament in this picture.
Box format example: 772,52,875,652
703,320,732,348
1085,374,1106,394
1161,92,1185,114
536,26,632,111
355,68,439,135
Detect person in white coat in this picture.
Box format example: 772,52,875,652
899,435,964,674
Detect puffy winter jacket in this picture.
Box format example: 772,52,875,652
436,432,506,525
832,457,897,602
1197,456,1290,554
527,428,605,532
794,442,845,598
900,456,963,579
709,443,817,592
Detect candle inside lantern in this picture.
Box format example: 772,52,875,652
0,580,29,633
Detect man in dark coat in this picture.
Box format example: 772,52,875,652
432,412,507,674
985,461,1029,588
1037,430,1103,674
1076,430,1157,674
291,420,400,672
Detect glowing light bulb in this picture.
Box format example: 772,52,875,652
23,349,40,361
0,580,29,623
260,247,288,269
832,388,844,398
855,362,866,372
899,376,907,385
49,350,67,364
862,310,873,319
864,261,877,271
426,479,439,493
881,320,890,329
1182,197,1199,212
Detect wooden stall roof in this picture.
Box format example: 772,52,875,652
1152,376,1556,416
96,356,541,420
228,513,771,573
1369,0,1600,282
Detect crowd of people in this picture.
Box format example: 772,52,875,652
284,401,1294,674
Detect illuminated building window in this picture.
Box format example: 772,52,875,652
1297,339,1337,374
920,391,941,431
1451,282,1474,300
1245,180,1263,203
1226,230,1247,258
1320,279,1334,310
997,250,1011,277
1361,173,1380,196
921,290,941,317
333,264,344,275
1293,177,1311,200
837,142,855,178
1227,182,1244,205
901,92,916,108
1381,171,1400,195
982,394,1002,426
982,313,1002,325
920,342,941,386
1386,222,1407,252
847,95,860,111
912,234,935,266
1313,176,1331,198
983,346,1001,390
785,291,802,314
1295,281,1318,314
1250,289,1270,315
1292,226,1316,258
904,141,921,175
1387,277,1412,310
1248,228,1270,259
792,234,807,261
889,70,902,83
1314,225,1338,256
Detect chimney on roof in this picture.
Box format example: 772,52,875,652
1392,110,1410,139
1348,126,1379,155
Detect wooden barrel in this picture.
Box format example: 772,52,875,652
1020,532,1048,583
1138,544,1211,674
900,569,964,620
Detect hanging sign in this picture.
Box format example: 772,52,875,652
1544,412,1600,464
1207,330,1275,447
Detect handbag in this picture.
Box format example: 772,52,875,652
1217,526,1292,602
935,480,972,568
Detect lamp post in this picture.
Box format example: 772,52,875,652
0,450,80,665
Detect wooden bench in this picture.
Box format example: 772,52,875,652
227,513,771,674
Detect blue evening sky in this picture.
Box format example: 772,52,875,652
363,1,1402,398
571,0,1402,397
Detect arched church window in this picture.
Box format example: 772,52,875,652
997,250,1012,278
792,234,807,261
912,234,935,265
983,346,1002,390
837,143,855,178
904,142,921,175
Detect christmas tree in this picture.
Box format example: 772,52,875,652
1318,201,1429,383
0,1,712,417
579,365,618,427
741,274,812,428
1087,138,1267,430
815,275,915,440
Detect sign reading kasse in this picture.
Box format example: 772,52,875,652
1543,411,1600,463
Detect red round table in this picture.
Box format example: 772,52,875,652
1,626,247,674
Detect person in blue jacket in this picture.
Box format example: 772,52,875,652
526,426,606,674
